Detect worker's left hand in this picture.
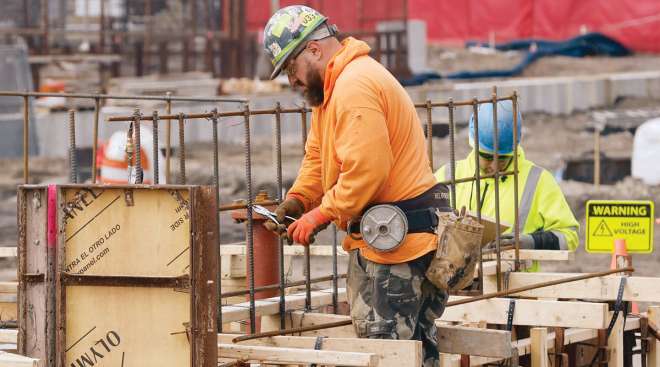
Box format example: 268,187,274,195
287,207,331,246
498,233,535,249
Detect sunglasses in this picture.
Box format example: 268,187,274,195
478,151,513,161
284,44,310,77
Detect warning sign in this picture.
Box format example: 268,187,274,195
586,200,654,253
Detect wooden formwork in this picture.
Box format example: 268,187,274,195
16,185,218,367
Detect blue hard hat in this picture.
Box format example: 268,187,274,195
468,100,522,155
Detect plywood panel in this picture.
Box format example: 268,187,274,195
65,286,190,367
62,188,191,276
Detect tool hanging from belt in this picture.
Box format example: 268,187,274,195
348,183,452,252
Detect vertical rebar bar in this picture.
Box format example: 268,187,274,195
425,99,433,169
23,95,29,184
594,128,601,187
165,92,172,184
472,98,484,291
491,87,502,291
152,110,159,185
448,98,456,210
511,91,521,270
133,108,143,184
331,224,339,313
68,110,78,183
300,102,312,311
211,108,222,332
244,104,257,333
178,113,186,184
92,97,100,183
274,102,286,329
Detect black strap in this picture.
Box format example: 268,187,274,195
506,299,516,332
590,277,627,366
310,336,325,367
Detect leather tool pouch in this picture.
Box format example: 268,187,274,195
425,209,485,291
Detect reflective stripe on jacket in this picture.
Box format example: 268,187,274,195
435,148,579,270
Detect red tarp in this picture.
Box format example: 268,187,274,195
247,0,660,53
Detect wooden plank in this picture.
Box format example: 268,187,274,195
0,283,16,294
483,273,660,302
483,250,574,262
649,306,660,367
531,328,548,367
218,343,379,366
441,296,609,329
218,333,421,367
0,351,39,367
0,330,17,344
221,288,347,323
260,311,356,338
0,247,17,258
436,324,512,358
608,311,624,367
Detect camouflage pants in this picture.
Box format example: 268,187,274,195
347,250,448,367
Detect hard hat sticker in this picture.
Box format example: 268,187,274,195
585,200,654,253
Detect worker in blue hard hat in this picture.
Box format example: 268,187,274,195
435,100,579,271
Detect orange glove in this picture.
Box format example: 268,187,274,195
287,207,331,246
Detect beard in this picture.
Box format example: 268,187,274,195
302,67,324,107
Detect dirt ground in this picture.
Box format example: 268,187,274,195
428,45,660,78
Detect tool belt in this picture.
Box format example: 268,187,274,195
425,210,485,292
347,183,452,236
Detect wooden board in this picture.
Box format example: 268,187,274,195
0,351,39,367
17,186,51,364
62,187,191,277
218,343,378,366
436,324,512,358
64,286,190,366
218,333,421,367
261,311,357,338
483,272,660,302
441,296,609,329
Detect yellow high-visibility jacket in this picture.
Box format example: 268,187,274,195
435,148,579,270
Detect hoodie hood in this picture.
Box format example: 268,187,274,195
322,37,371,107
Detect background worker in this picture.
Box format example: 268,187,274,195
435,100,579,271
262,5,449,366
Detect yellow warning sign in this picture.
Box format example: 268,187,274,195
586,200,654,253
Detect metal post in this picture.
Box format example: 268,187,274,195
68,110,78,183
425,99,433,169
92,97,100,183
211,109,222,331
491,87,502,291
133,108,143,184
594,128,601,187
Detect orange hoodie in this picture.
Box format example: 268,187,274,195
287,37,438,264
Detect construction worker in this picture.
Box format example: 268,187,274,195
262,6,449,366
435,100,579,271
99,127,165,184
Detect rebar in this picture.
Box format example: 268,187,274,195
472,98,484,290
274,102,286,330
133,108,143,184
68,110,78,183
448,98,456,210
211,108,222,332
221,273,347,298
425,99,433,169
152,110,159,184
300,102,312,311
0,90,246,103
22,95,29,184
511,91,521,270
331,225,339,313
243,104,256,334
165,92,172,184
92,97,100,183
106,106,312,122
491,87,502,291
178,113,186,184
